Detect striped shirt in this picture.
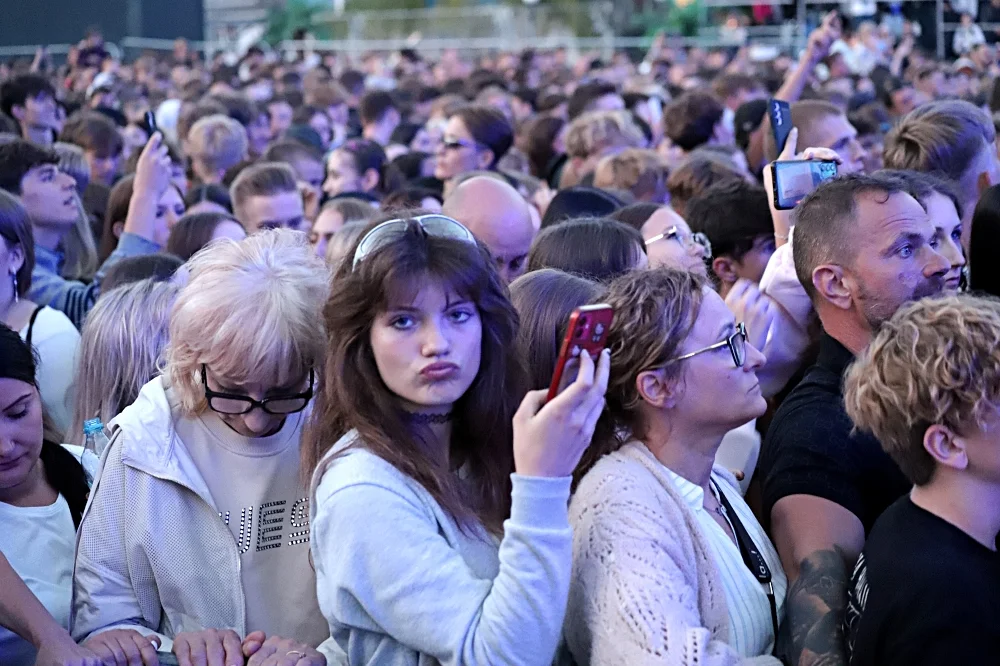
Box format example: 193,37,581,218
662,467,787,658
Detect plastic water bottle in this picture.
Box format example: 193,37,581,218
83,418,110,457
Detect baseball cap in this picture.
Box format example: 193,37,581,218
734,99,768,150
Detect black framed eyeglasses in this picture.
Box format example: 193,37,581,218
666,322,748,369
201,365,314,415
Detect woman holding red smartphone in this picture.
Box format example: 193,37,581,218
304,214,610,665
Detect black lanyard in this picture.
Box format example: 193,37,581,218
710,480,780,645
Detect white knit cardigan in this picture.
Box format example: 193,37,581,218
564,440,782,666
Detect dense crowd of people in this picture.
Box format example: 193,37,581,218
1,9,1000,666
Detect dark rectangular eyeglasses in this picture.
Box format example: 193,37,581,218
201,365,314,415
666,322,748,369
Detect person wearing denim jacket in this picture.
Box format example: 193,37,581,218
0,135,174,329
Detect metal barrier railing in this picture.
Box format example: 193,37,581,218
0,0,960,64
0,41,121,60
276,25,797,56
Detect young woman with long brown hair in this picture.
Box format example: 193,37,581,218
304,214,610,665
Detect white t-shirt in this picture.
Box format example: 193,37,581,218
20,306,80,440
0,495,76,666
170,390,327,646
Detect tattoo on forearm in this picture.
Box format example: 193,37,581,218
777,548,849,666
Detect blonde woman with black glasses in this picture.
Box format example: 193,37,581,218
71,230,328,666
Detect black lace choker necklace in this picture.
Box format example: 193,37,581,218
405,411,454,425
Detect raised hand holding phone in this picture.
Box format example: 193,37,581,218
771,160,838,210
132,132,172,200
513,348,611,479
763,127,844,242
547,305,614,403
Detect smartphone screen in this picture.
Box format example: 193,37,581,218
771,160,839,210
768,98,792,155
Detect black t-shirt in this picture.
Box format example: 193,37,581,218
844,497,1000,665
758,333,910,533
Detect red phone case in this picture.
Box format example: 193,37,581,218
546,304,614,403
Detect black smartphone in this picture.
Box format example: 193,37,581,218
768,98,792,155
144,110,157,137
771,160,838,210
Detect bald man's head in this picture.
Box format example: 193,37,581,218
443,175,537,282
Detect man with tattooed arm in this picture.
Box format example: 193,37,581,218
756,173,950,665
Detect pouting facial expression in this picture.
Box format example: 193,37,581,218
369,278,482,413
